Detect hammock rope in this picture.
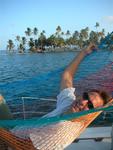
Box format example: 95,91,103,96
0,105,113,129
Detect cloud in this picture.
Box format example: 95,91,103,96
103,16,113,24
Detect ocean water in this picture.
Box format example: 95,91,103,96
0,51,77,100
0,50,113,122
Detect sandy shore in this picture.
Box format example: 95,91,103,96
44,47,81,53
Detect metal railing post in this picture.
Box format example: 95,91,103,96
111,124,113,150
22,97,26,120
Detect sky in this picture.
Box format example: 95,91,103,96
0,0,113,50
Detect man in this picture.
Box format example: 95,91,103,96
44,43,112,118
0,43,111,120
28,43,112,150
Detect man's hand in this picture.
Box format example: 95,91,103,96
84,43,97,55
71,100,89,112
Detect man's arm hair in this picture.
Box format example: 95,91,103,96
60,43,96,91
60,50,86,90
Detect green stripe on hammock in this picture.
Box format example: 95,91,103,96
0,105,112,129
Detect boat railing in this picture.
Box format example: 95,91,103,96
21,97,56,119
7,96,56,119
7,96,113,122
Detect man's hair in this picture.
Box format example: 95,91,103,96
88,89,112,104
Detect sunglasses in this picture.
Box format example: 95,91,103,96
82,92,94,109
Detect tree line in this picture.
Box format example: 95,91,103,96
6,22,113,53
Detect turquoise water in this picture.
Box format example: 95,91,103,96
0,50,113,100
0,51,76,100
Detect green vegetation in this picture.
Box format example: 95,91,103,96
6,23,113,53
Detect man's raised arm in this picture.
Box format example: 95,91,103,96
60,43,96,90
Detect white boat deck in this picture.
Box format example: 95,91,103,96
65,126,112,150
66,139,111,150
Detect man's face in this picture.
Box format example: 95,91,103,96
72,92,104,112
88,92,104,108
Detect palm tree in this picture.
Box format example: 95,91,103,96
66,30,71,39
34,39,38,49
95,22,99,31
73,31,79,39
60,32,65,43
101,29,105,39
46,34,56,48
15,35,20,50
72,31,79,46
66,37,74,46
7,40,15,52
78,30,84,48
33,27,38,39
18,44,24,53
98,29,105,42
25,28,32,51
42,30,45,34
56,26,61,37
38,32,46,50
85,27,89,38
85,27,89,32
25,27,32,36
78,37,84,49
29,38,35,52
77,28,88,48
61,32,64,38
21,37,26,52
80,28,89,41
16,35,20,41
89,31,98,43
61,32,64,36
56,37,65,48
